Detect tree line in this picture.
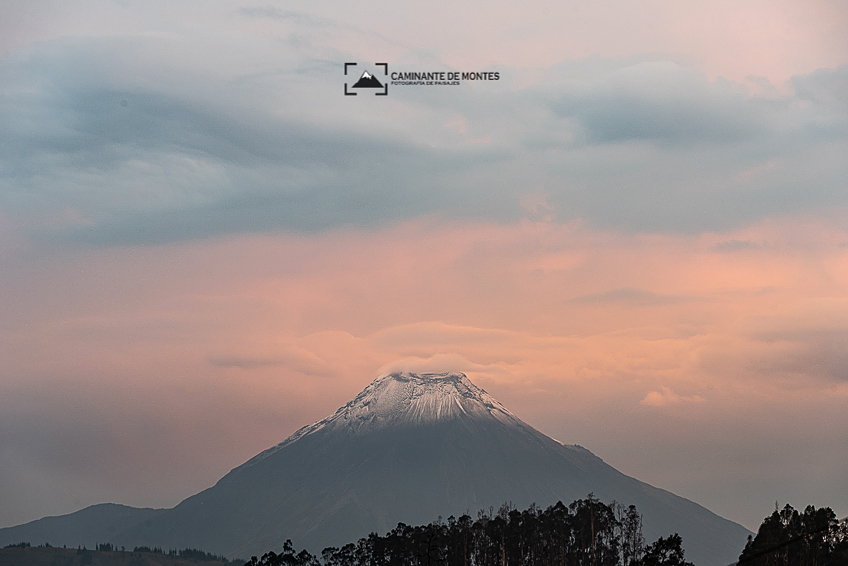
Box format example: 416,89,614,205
2,542,236,563
247,495,695,566
738,504,848,566
130,545,234,562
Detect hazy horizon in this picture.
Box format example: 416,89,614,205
1,0,847,534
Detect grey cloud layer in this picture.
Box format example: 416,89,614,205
550,61,768,145
2,36,847,244
0,39,515,244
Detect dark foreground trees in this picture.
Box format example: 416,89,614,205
248,495,693,566
247,540,319,566
738,504,848,566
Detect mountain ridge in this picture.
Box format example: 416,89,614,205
0,372,750,566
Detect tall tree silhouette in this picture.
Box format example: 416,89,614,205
738,504,846,566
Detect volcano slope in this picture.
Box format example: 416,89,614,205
1,373,750,565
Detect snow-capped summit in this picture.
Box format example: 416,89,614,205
361,70,373,79
239,372,522,469
306,371,519,429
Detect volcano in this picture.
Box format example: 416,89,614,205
0,372,750,565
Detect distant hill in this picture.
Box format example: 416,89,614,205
0,373,752,566
0,506,164,551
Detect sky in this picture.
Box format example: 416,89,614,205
1,0,847,535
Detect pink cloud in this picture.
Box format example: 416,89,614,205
2,214,848,528
640,386,705,407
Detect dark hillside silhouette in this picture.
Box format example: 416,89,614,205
0,544,238,566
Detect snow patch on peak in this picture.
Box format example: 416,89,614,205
315,372,520,434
